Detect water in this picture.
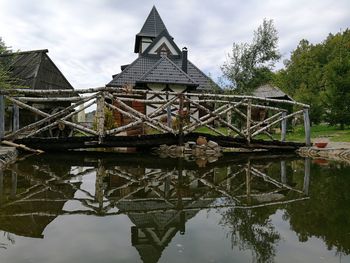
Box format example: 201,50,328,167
0,152,349,263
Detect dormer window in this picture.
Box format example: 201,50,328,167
156,43,170,57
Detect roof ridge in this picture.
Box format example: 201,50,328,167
138,56,167,81
138,56,196,85
162,56,196,84
0,49,48,57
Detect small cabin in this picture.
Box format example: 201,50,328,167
252,84,293,121
0,49,74,134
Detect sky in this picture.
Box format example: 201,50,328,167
0,0,349,89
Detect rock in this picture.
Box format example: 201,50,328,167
196,136,207,146
207,140,219,149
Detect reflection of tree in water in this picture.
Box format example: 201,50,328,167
284,163,350,255
220,207,280,263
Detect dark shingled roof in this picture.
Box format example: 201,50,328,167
107,56,212,90
137,6,167,38
137,56,197,86
0,49,73,90
111,6,218,91
134,6,168,53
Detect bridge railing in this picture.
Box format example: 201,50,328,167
0,87,311,145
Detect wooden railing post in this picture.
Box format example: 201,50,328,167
0,95,4,140
303,108,311,146
178,94,184,146
227,108,232,136
166,91,172,128
96,93,105,143
246,99,252,143
281,111,287,142
12,104,19,132
303,157,310,195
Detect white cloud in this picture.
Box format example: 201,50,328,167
0,0,349,88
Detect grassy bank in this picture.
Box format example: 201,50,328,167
194,124,350,142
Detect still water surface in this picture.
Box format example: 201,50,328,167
0,153,349,263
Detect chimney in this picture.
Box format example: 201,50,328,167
181,47,188,73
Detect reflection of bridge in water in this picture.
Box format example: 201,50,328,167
0,154,310,260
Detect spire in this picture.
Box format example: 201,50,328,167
134,6,169,53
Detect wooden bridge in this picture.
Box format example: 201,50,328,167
0,87,311,151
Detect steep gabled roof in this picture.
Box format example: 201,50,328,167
142,29,181,57
137,6,167,37
134,6,169,53
0,49,73,90
137,56,197,86
107,56,214,90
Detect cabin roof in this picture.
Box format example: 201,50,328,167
253,84,293,100
0,49,73,90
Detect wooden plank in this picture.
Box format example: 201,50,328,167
251,110,303,137
246,99,252,143
96,94,105,142
303,108,311,146
281,111,287,142
12,104,19,132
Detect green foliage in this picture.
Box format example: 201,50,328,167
275,29,350,127
93,107,117,131
221,19,281,94
0,37,13,90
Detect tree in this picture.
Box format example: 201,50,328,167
0,37,13,89
221,19,281,94
274,29,350,127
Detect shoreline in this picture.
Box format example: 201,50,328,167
297,142,350,164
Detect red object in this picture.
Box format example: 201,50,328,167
315,142,328,148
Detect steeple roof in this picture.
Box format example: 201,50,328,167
137,6,167,38
134,6,169,53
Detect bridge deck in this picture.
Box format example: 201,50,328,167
14,132,305,151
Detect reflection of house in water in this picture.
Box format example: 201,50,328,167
106,167,217,263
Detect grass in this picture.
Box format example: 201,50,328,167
194,124,350,142
145,123,350,142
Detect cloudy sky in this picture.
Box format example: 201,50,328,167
0,0,349,89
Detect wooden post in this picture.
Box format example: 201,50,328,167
303,157,310,195
303,108,311,146
246,160,251,204
96,93,105,143
178,94,184,146
281,111,287,142
11,168,17,199
95,160,105,211
227,108,232,136
0,95,4,140
246,99,252,143
280,160,287,184
166,92,172,128
12,104,19,132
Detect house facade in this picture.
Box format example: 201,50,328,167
106,6,216,133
